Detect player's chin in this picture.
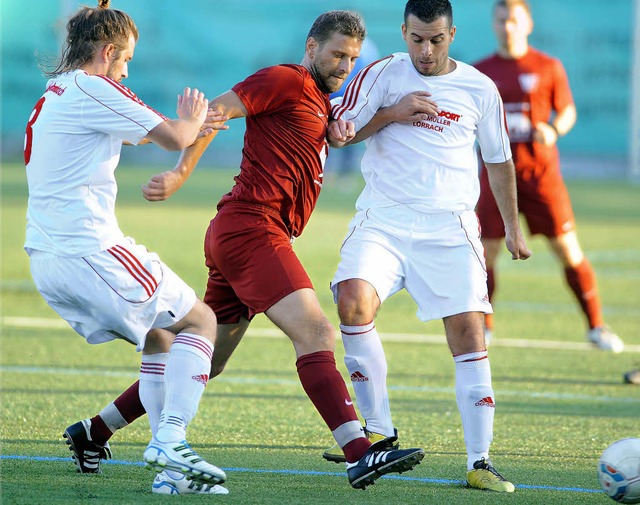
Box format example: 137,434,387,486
325,76,346,93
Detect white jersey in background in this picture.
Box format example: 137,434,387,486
24,70,166,257
332,53,511,213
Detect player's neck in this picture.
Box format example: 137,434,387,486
498,42,529,60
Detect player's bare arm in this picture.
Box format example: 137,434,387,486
142,90,246,201
484,159,531,260
533,103,576,146
146,87,209,151
339,91,439,146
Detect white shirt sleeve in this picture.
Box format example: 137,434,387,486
330,56,394,131
75,73,166,145
476,78,512,163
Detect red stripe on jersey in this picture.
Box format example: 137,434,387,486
333,56,393,121
108,245,158,298
96,75,168,120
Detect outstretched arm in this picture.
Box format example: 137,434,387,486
142,91,247,201
484,159,531,260
145,88,213,151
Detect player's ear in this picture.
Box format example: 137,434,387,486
449,25,457,44
306,37,317,59
100,43,116,63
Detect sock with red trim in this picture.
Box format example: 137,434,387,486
341,322,394,437
156,333,213,443
139,353,168,437
454,350,494,470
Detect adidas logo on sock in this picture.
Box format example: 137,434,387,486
350,371,369,382
474,396,495,408
192,374,209,385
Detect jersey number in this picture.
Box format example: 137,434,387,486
24,97,46,166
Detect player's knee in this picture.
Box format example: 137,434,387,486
337,286,377,325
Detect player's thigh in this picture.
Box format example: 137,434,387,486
406,210,491,321
206,206,313,322
29,239,196,350
331,212,405,306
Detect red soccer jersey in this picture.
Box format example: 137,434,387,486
219,64,330,238
474,48,573,169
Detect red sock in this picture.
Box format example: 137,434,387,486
296,351,370,462
564,259,603,329
89,416,113,446
485,268,495,330
90,380,145,446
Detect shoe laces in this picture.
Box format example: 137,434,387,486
187,480,213,492
473,458,508,482
172,442,203,464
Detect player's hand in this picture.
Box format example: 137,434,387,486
176,87,209,125
504,227,532,260
141,169,185,201
196,109,229,139
328,119,356,147
533,121,558,146
390,91,439,123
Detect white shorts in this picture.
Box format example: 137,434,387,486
28,237,197,351
331,206,492,321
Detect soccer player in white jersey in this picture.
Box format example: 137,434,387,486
24,0,228,495
323,0,531,492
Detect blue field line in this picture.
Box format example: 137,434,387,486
2,454,601,494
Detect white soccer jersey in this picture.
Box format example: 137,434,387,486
332,53,511,212
24,70,166,257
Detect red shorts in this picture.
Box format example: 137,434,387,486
477,160,575,239
203,203,313,324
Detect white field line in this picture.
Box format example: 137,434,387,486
0,364,637,404
3,316,640,353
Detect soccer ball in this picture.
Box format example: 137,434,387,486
598,438,640,503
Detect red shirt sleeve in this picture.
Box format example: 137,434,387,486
232,65,303,116
550,58,574,113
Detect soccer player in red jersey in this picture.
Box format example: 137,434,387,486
474,0,624,352
64,10,425,491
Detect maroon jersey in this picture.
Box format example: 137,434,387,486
474,48,573,170
218,64,330,238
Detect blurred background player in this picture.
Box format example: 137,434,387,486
25,0,229,494
323,0,530,493
63,10,425,492
474,0,624,352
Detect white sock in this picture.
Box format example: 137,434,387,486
341,322,394,437
454,351,494,470
156,333,213,443
139,352,169,437
98,403,128,433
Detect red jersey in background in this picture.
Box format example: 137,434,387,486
474,48,573,170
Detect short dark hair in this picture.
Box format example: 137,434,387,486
42,0,138,77
307,10,366,47
494,0,532,16
404,0,453,27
